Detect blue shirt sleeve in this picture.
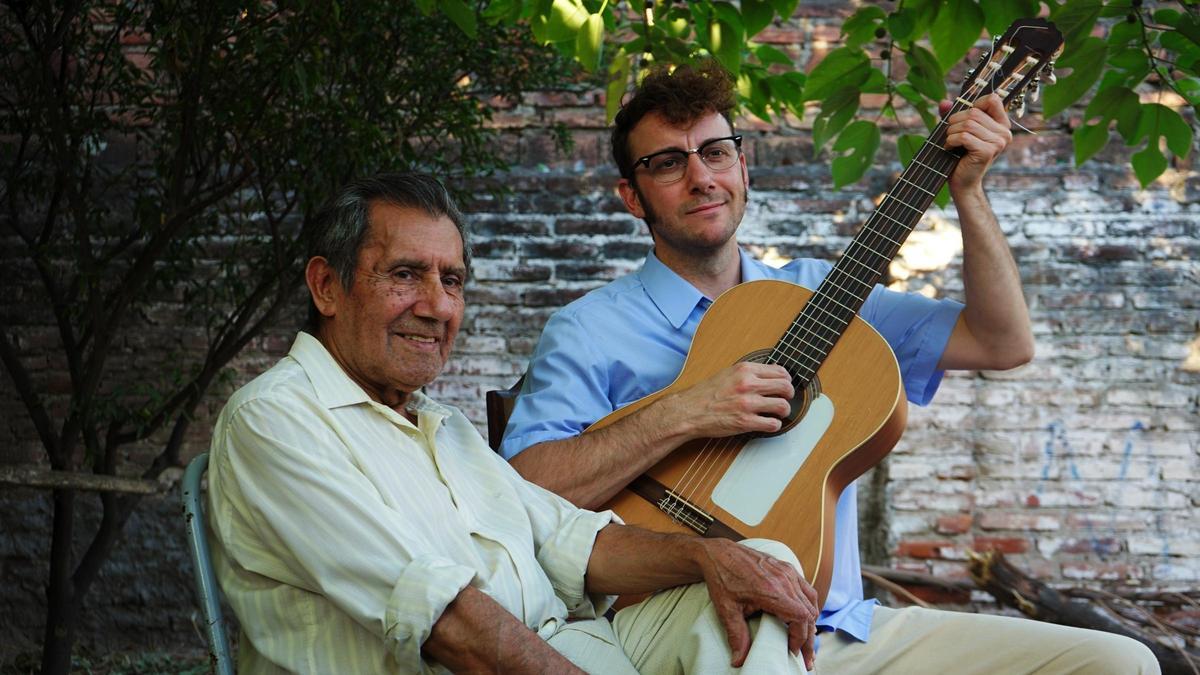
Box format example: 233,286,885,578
499,310,614,459
860,286,962,406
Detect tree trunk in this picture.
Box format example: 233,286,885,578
41,489,78,675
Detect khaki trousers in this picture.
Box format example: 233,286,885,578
548,537,1160,675
548,538,806,674
814,604,1160,675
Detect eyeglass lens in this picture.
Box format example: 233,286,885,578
647,138,740,184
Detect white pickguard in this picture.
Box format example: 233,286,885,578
711,394,834,526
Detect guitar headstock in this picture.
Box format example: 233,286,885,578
958,18,1065,118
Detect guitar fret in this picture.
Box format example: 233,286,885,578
784,325,833,348
839,251,884,278
849,238,894,263
897,177,935,197
821,278,866,310
773,349,817,376
885,193,925,215
806,302,850,330
912,158,947,178
871,210,912,238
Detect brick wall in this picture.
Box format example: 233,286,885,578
2,0,1198,658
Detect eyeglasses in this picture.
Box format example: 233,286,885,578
630,135,743,185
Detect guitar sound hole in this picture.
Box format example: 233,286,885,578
740,349,821,438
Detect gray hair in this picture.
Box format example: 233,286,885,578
306,172,471,331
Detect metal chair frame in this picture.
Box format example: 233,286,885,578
182,452,235,675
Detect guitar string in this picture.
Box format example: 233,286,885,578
668,66,1016,519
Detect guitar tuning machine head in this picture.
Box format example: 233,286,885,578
1014,93,1027,118
1040,62,1057,86
1028,79,1040,102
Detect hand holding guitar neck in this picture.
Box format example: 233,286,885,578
940,93,1014,196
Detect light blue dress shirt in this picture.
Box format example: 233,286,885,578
501,247,963,643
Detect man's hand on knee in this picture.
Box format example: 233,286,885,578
696,539,818,670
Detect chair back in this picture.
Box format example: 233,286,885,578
485,375,525,452
182,452,236,675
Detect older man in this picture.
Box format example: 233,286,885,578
205,173,818,674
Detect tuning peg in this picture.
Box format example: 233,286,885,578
1028,80,1040,102
1015,94,1027,118
1041,62,1057,86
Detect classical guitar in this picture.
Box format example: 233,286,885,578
590,18,1064,606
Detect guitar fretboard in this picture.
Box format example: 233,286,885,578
767,104,973,385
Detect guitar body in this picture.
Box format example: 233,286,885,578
591,280,907,605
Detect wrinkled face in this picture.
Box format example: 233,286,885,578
316,203,466,407
618,111,749,262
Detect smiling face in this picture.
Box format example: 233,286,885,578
617,110,749,270
308,202,466,409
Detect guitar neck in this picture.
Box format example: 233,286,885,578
768,105,973,384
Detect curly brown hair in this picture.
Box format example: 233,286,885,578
611,59,737,180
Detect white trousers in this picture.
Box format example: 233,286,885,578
547,539,1160,675
549,538,805,674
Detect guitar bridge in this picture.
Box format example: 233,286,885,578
657,490,714,535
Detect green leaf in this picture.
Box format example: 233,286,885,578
1107,20,1141,47
439,0,477,38
843,6,887,49
896,82,939,130
711,2,745,34
861,67,888,94
1042,36,1106,117
753,43,793,67
1073,122,1109,165
1107,47,1148,70
831,120,881,187
905,45,946,101
1178,14,1200,49
1175,77,1200,107
896,133,927,166
606,49,631,122
804,47,871,102
1137,103,1193,159
888,10,918,43
534,0,588,44
1051,0,1103,49
888,0,938,45
709,19,744,74
1083,85,1141,141
1154,9,1181,25
1131,144,1167,187
481,0,522,24
770,0,799,21
769,71,807,117
931,0,985,71
813,87,860,153
934,184,951,208
576,12,604,71
742,0,775,37
980,0,1039,37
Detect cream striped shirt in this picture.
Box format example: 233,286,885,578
207,332,615,673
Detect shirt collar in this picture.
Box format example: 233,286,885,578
637,247,765,329
287,332,452,419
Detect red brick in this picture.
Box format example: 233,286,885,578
896,540,955,559
936,514,973,535
972,537,1030,554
